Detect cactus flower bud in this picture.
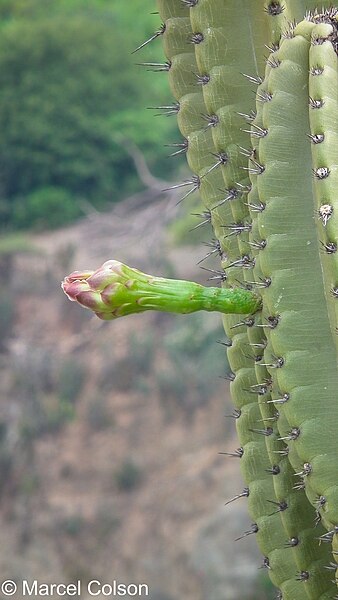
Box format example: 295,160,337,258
62,260,261,320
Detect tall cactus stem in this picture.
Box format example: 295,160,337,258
247,14,338,580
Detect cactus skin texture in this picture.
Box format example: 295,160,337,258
308,16,338,354
152,1,338,598
249,12,338,580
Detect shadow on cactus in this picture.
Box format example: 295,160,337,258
62,2,338,598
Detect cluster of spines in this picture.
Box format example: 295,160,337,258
137,0,338,596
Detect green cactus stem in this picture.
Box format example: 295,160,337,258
308,15,338,352
153,1,338,597
247,13,338,576
62,260,261,319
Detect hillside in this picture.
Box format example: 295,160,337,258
0,190,273,600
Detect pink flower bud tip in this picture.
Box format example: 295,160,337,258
61,261,127,316
61,270,93,301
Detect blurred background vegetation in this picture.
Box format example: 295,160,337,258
0,0,182,231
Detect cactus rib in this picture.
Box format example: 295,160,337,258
308,18,338,356
248,15,338,580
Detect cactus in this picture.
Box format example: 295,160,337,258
62,2,338,598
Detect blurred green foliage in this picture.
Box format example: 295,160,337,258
58,358,86,404
0,0,181,230
114,459,143,492
0,289,15,349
